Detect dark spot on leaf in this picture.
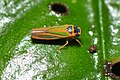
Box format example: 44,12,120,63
49,2,68,15
88,45,97,53
111,62,120,76
104,61,120,78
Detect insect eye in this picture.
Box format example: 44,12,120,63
74,26,80,33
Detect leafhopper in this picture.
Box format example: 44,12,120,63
31,24,82,49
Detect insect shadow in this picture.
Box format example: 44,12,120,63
31,38,81,47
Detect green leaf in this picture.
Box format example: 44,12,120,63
0,0,120,80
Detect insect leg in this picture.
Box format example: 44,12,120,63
74,38,82,46
59,40,68,50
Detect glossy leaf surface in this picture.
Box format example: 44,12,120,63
0,0,120,80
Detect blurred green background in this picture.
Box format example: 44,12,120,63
0,0,120,80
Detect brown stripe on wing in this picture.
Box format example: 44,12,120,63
31,32,69,40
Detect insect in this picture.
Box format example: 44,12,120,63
88,45,97,53
31,24,82,49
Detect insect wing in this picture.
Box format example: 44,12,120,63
31,26,70,40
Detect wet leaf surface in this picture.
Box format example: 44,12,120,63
0,0,120,80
